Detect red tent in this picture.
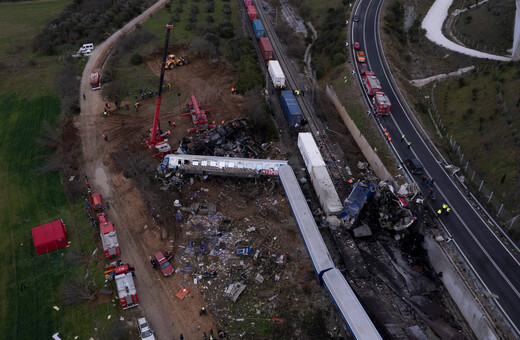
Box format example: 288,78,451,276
32,219,68,255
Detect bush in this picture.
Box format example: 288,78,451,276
218,20,234,38
222,3,231,15
189,4,199,15
206,2,214,13
130,53,143,65
206,15,214,23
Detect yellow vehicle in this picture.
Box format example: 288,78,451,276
166,54,188,69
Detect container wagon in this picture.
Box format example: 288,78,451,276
252,19,265,38
259,37,274,61
267,60,286,89
247,5,257,21
280,91,302,126
297,133,342,215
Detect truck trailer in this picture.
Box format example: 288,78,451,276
267,60,286,89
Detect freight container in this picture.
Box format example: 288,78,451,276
298,132,342,215
244,0,252,6
280,91,302,126
310,166,343,215
297,132,325,170
267,60,286,89
247,5,257,21
252,20,265,38
259,37,273,61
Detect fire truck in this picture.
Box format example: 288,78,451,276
97,213,121,258
90,72,101,90
372,91,392,116
114,265,138,310
363,72,382,96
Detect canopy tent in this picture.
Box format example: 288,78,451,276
32,219,68,255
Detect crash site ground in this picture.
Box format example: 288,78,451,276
70,20,487,338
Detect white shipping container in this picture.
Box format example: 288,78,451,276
298,133,325,171
268,61,286,88
310,166,343,215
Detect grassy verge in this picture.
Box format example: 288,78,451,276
0,0,122,337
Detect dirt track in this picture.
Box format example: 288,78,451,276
77,1,219,338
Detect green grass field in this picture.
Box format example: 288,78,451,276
0,0,124,338
434,66,520,211
455,0,515,54
0,0,70,58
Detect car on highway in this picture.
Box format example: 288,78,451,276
353,15,360,22
405,158,424,175
356,51,366,63
353,42,360,50
137,317,155,340
360,63,368,75
154,251,175,277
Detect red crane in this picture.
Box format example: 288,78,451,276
182,94,214,133
145,24,173,151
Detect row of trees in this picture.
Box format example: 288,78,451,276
33,0,155,55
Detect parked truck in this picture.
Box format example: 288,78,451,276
90,72,101,90
372,91,391,115
363,72,382,96
97,213,121,258
267,60,286,89
114,265,138,310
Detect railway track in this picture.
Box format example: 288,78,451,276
253,1,348,189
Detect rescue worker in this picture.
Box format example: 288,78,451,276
83,93,86,100
401,134,405,142
168,120,172,126
103,133,108,142
445,205,451,214
407,141,412,149
121,119,125,126
442,203,448,211
200,307,207,315
437,209,442,216
221,120,224,125
103,110,107,118
172,121,176,128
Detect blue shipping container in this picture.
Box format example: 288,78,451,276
280,91,302,126
252,20,265,38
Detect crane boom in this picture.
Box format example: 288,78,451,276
146,24,173,148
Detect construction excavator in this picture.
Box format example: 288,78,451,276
166,54,188,69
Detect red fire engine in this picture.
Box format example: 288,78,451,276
97,213,121,258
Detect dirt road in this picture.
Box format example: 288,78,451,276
77,1,217,339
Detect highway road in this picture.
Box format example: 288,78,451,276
351,0,520,335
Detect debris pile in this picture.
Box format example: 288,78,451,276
180,118,266,158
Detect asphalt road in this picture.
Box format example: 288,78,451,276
351,0,520,334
